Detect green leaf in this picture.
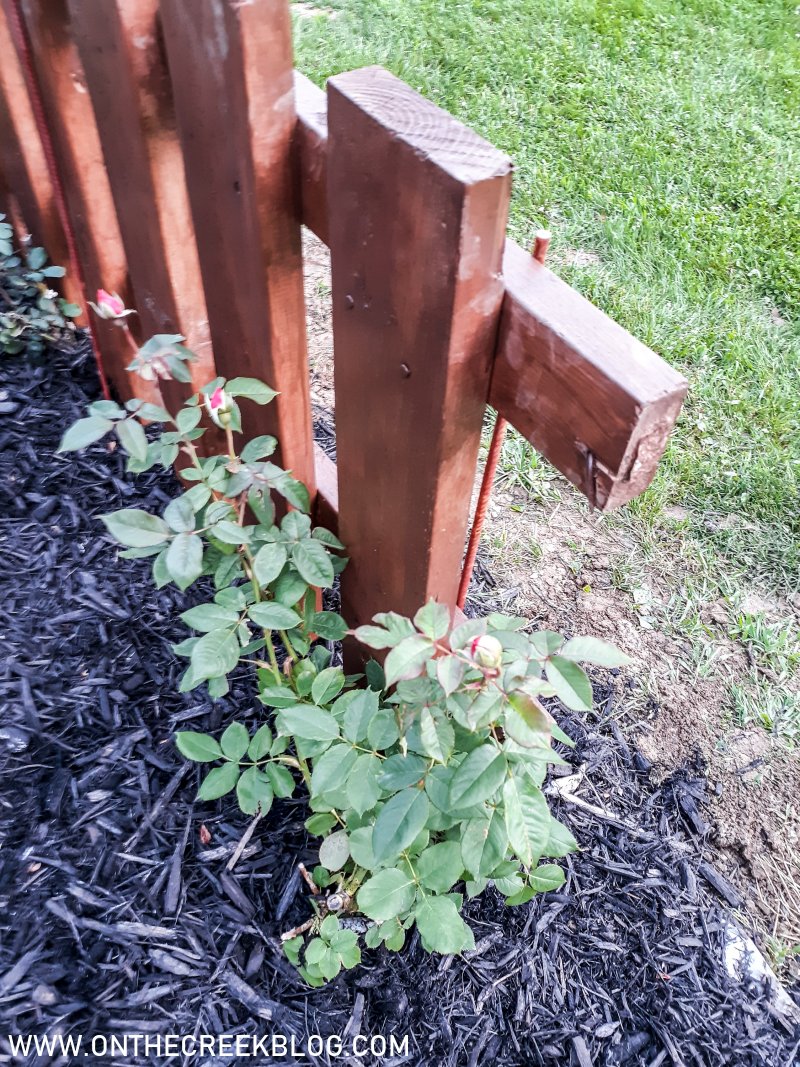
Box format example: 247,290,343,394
311,743,358,794
248,602,302,629
346,754,382,814
100,509,170,548
413,600,450,640
528,863,566,893
560,636,631,667
58,416,114,453
252,542,287,587
343,689,380,743
27,246,47,269
384,635,433,688
414,896,474,954
277,704,340,742
357,868,416,921
165,532,204,589
247,723,273,761
545,656,593,711
212,520,250,545
311,611,348,641
461,811,508,878
378,754,426,791
543,816,578,857
220,722,249,761
530,631,565,657
353,625,395,649
505,691,553,747
312,527,345,550
291,539,335,589
241,435,277,461
502,775,551,866
164,496,196,533
175,731,223,763
305,813,336,836
263,762,295,798
225,377,277,404
419,708,454,764
115,418,148,462
197,761,240,801
367,708,399,750
449,747,507,808
372,788,430,863
190,628,241,681
88,399,124,419
236,766,274,815
311,666,345,706
319,830,350,871
416,841,464,892
436,654,466,696
181,603,239,632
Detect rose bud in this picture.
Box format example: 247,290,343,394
469,634,503,670
204,385,233,428
90,289,134,322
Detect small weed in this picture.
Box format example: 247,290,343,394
730,680,800,746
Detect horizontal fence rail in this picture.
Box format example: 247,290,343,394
292,71,688,514
0,0,688,628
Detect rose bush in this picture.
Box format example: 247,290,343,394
59,321,629,985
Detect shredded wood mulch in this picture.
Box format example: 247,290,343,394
0,346,798,1067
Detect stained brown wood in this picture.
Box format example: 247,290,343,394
292,73,687,510
0,1,79,306
328,66,512,626
13,0,159,403
159,0,314,493
490,240,688,508
68,0,215,415
293,71,329,246
313,445,338,537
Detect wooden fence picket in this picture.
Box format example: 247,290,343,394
159,0,315,494
67,0,215,415
11,0,164,403
0,0,78,307
327,66,513,630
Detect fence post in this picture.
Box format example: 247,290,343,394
67,0,216,417
327,66,512,632
0,1,78,306
159,0,315,494
11,0,159,403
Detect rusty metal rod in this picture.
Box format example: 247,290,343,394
456,229,551,610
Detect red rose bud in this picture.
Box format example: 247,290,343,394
204,386,233,428
91,288,133,322
469,634,503,670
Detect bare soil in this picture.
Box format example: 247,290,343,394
301,230,800,965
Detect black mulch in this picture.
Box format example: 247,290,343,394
1,346,798,1067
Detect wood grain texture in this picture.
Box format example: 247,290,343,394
0,0,79,306
293,70,328,246
14,0,159,403
68,0,215,414
160,0,314,493
328,66,512,625
490,240,688,508
292,73,687,510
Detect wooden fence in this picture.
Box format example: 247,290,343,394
0,0,687,633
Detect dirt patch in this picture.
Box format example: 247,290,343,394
301,229,800,963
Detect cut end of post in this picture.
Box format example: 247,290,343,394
532,229,551,265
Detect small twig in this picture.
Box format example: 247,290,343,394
297,862,319,895
280,917,314,942
226,811,262,872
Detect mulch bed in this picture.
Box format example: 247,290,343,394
0,344,798,1067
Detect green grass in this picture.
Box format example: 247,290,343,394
293,0,800,592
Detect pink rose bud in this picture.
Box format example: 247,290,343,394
204,386,232,427
91,289,133,322
469,634,503,670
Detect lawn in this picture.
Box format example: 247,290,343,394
293,0,800,594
